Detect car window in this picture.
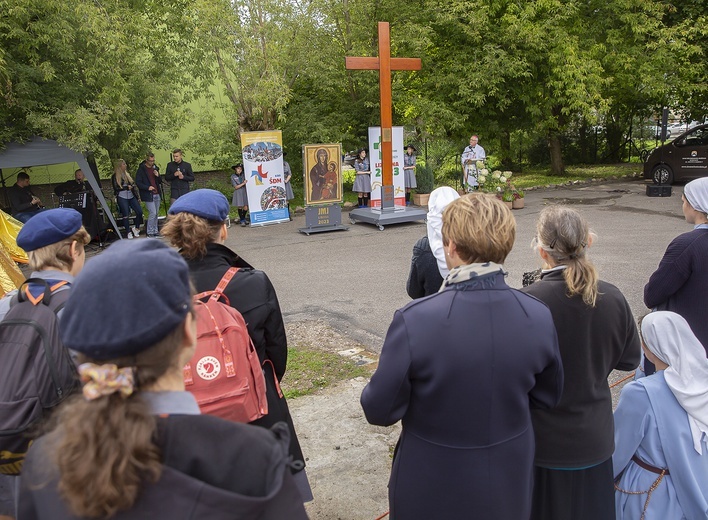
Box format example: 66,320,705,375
677,127,708,146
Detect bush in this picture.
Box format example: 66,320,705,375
415,163,434,194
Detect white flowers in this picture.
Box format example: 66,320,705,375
476,161,485,169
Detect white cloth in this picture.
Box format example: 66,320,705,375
461,144,486,165
684,177,708,214
641,311,708,453
426,187,460,278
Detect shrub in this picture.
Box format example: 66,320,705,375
415,163,434,194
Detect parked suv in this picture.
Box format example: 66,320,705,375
644,124,708,184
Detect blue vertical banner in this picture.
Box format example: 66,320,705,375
240,130,290,226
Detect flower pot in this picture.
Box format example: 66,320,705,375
412,193,430,206
504,201,513,209
512,198,525,209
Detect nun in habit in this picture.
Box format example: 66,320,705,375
613,311,708,520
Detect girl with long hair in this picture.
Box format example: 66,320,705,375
18,240,307,519
111,159,143,238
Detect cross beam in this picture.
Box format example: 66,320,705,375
345,22,421,188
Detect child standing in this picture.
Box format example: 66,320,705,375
230,164,249,226
403,144,417,206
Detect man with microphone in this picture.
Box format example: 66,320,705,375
135,153,164,238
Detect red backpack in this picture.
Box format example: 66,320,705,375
183,268,268,423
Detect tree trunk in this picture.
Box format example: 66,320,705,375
548,133,565,176
499,130,513,169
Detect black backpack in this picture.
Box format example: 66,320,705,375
0,279,80,476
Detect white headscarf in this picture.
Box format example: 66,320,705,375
427,187,460,278
683,177,708,215
641,311,708,453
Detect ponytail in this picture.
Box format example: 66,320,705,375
536,206,599,307
48,324,186,518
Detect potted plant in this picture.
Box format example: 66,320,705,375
512,187,525,209
413,162,434,206
501,187,514,208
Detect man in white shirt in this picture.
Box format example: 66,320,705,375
461,135,486,191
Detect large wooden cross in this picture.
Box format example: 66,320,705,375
345,22,421,193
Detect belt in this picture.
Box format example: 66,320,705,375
632,455,669,475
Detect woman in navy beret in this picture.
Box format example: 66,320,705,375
17,240,308,519
162,189,312,503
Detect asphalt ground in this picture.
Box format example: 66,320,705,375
227,176,685,355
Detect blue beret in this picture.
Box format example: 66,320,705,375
60,240,192,360
16,208,83,252
168,189,229,222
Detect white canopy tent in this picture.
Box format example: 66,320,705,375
0,137,121,237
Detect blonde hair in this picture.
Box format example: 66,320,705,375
536,205,599,306
28,228,91,271
113,160,134,186
161,212,222,260
442,193,515,264
49,322,188,518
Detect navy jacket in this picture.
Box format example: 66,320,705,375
644,228,708,353
406,236,444,299
135,161,163,202
19,417,308,520
362,272,563,520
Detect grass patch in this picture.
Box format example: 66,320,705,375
510,163,641,189
281,344,373,399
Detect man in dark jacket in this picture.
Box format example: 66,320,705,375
164,149,194,204
135,153,164,237
8,172,45,223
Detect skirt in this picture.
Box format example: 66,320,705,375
404,169,417,188
530,459,615,520
352,173,371,193
285,181,294,200
232,187,248,207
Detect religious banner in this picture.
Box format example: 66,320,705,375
303,144,342,206
240,130,289,226
368,126,405,207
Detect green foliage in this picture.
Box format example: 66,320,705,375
415,162,434,194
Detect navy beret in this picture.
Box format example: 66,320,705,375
16,208,83,252
168,189,230,222
60,240,191,360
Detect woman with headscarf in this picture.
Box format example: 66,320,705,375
644,177,708,355
406,186,459,299
613,311,708,520
161,189,312,503
522,205,641,520
362,193,563,519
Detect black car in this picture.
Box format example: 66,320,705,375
644,124,708,184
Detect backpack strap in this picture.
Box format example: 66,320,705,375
211,267,239,301
193,268,240,305
15,279,70,307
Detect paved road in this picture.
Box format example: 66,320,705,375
228,177,685,353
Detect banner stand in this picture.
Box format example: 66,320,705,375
299,204,348,236
349,185,427,231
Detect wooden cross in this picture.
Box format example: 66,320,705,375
345,22,421,190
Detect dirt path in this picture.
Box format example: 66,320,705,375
286,321,398,520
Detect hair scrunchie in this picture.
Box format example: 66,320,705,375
78,363,135,401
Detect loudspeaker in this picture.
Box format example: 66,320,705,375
646,185,672,197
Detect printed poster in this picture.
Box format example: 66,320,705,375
240,130,289,226
368,126,405,207
303,144,343,206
